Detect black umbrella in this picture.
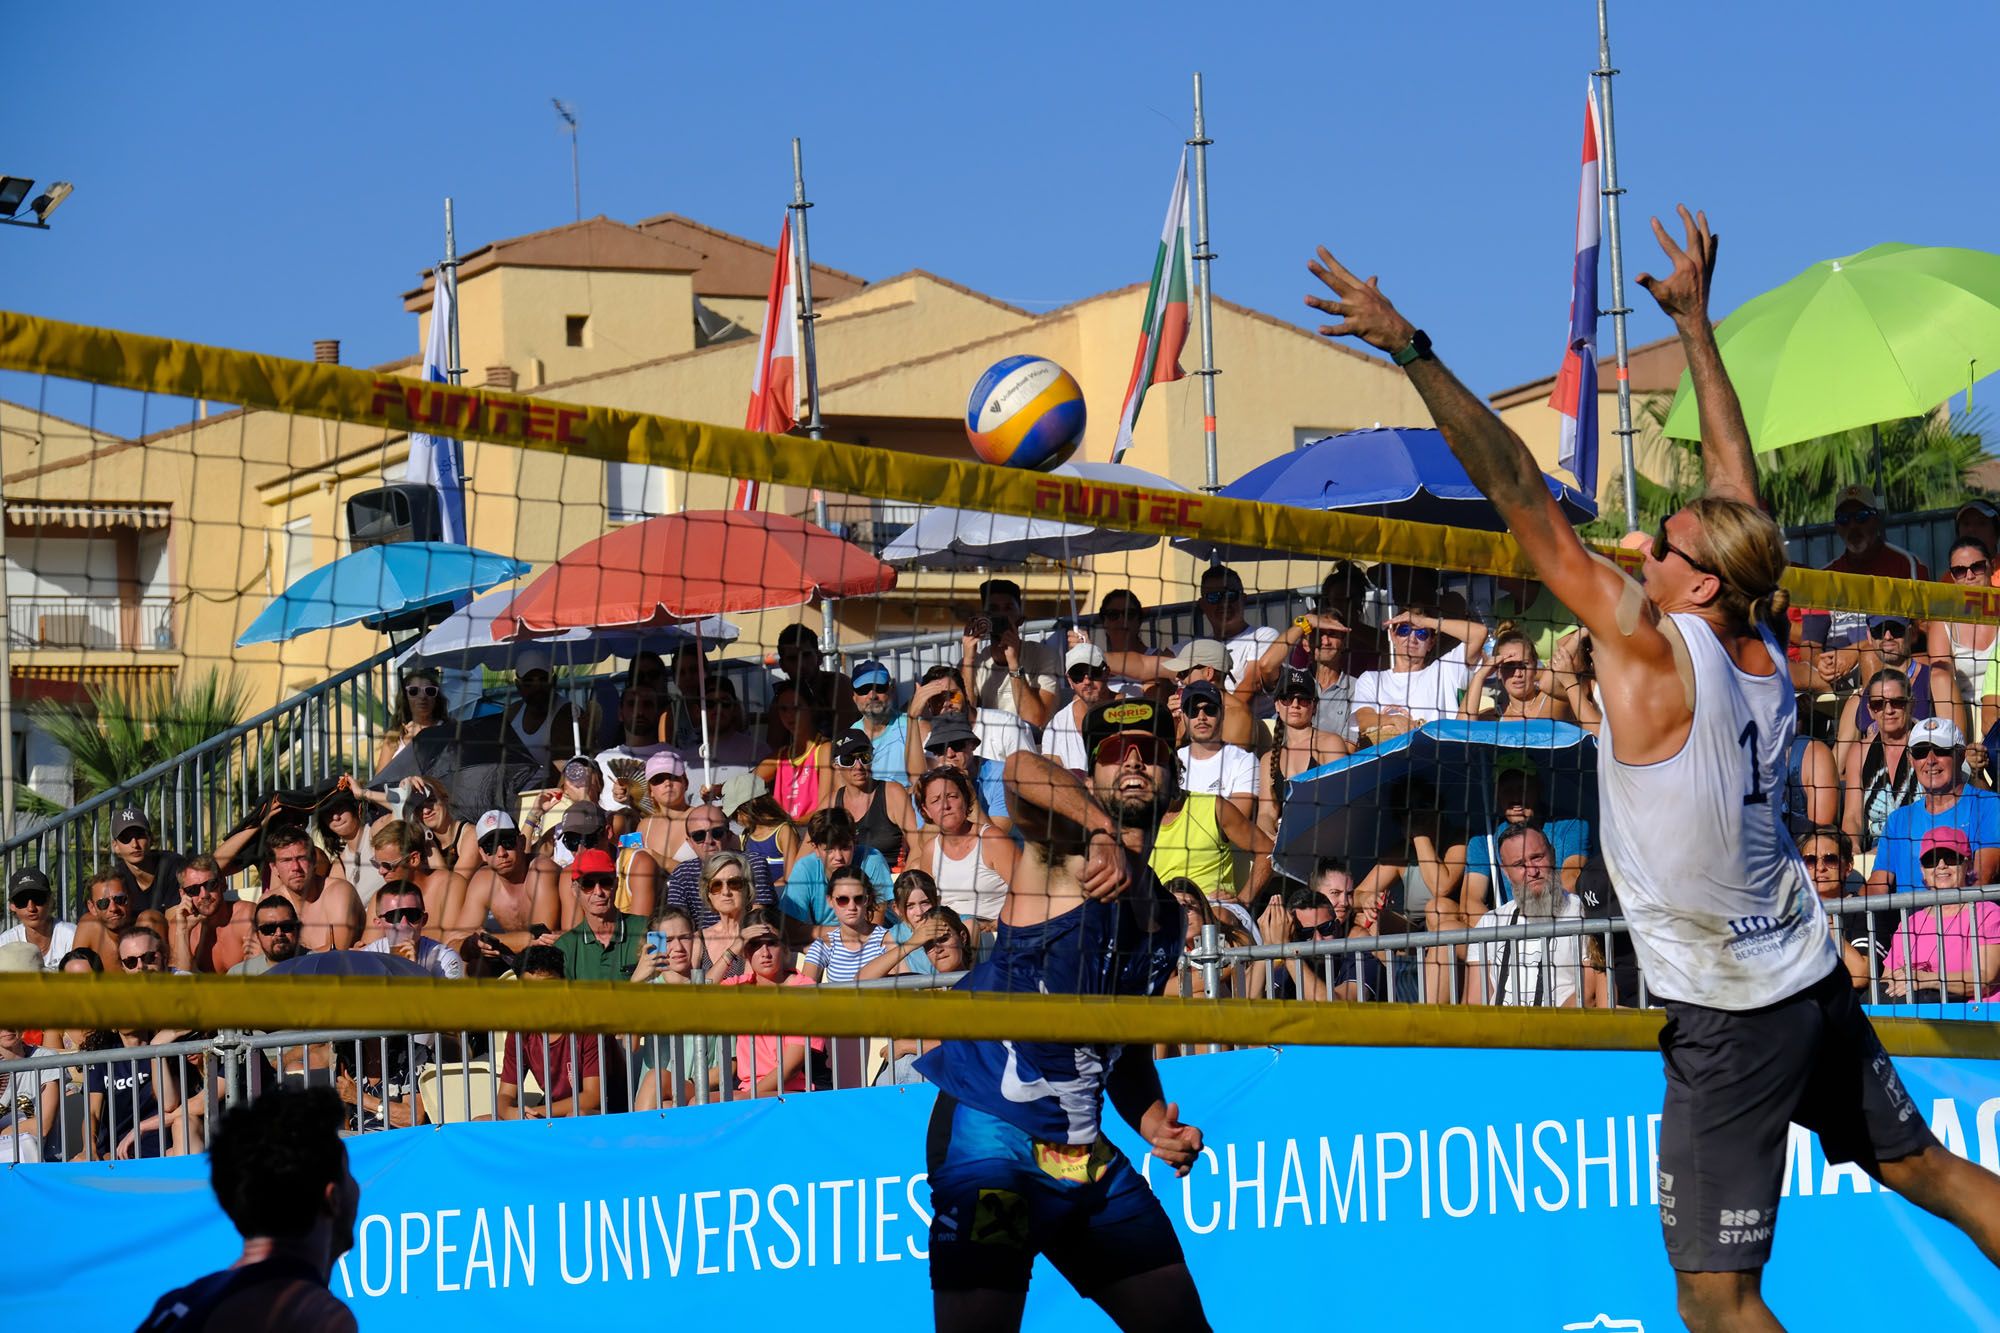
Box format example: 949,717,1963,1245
267,951,431,979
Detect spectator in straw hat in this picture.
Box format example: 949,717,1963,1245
1,868,74,969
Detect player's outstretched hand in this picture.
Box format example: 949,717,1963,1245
1305,248,1418,356
1079,828,1133,901
1635,205,1718,326
1141,1101,1204,1177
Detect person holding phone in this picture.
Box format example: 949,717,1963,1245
960,577,1059,729
631,906,724,1108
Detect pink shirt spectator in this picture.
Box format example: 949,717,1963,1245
721,970,824,1091
1884,900,2000,1001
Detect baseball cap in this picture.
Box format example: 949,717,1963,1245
474,810,516,842
1082,697,1179,754
1910,716,1965,749
1065,642,1108,673
1180,679,1224,710
720,772,767,818
1161,639,1230,675
1921,825,1972,860
560,803,607,836
570,848,618,880
111,806,150,839
1275,667,1316,701
562,757,597,787
1958,499,1999,523
1867,615,1914,634
8,867,51,903
0,941,42,974
851,659,891,689
832,732,873,765
923,718,980,753
512,647,552,677
644,750,688,781
1833,483,1882,514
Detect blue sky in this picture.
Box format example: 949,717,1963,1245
9,1,1998,431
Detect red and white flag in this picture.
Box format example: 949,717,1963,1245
735,213,798,509
1110,150,1194,463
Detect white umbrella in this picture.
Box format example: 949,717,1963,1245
400,589,738,671
879,460,1186,568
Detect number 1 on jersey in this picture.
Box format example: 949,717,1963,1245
1738,720,1768,806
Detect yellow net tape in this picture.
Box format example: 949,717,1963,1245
0,309,1984,623
2,975,1994,1060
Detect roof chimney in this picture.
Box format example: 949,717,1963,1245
484,365,518,391
313,339,340,365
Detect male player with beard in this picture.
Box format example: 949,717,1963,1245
1308,208,2000,1330
916,697,1209,1333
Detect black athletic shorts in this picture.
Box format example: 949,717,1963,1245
1656,963,1937,1272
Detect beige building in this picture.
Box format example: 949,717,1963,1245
1490,333,1691,510
3,210,1432,797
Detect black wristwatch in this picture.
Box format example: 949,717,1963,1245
1391,328,1434,367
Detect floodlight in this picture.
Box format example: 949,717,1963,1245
0,178,33,218
30,182,71,222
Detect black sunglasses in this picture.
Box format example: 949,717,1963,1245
687,827,726,843
1185,701,1221,718
9,891,50,907
1866,695,1910,713
1067,665,1108,683
1952,560,1992,578
854,683,891,696
1292,918,1340,938
578,874,618,891
1874,621,1910,639
1920,850,1967,869
479,834,519,854
377,906,424,925
1651,519,1720,576
256,919,300,936
181,879,220,897
1909,743,1959,761
93,895,130,910
119,951,162,970
1835,507,1880,526
1201,589,1242,605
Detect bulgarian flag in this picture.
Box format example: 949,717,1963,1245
735,213,798,509
1110,149,1194,463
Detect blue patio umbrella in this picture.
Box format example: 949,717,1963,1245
237,543,531,647
1272,718,1597,886
1177,426,1597,562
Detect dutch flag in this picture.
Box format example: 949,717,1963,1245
1549,81,1603,506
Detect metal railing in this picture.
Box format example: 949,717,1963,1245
1203,884,2000,1014
1,643,402,916
7,595,175,651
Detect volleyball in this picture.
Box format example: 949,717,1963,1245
964,354,1087,469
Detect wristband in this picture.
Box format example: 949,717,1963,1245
1391,328,1434,367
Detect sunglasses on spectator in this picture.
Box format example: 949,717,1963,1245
9,890,50,907
1392,624,1434,640
578,874,618,892
1201,589,1242,605
833,753,872,769
1093,734,1169,766
1494,660,1533,676
93,894,130,910
1068,665,1109,683
377,906,424,925
648,771,684,784
743,937,783,954
1184,700,1221,718
1278,692,1314,705
479,834,518,854
1920,850,1967,869
181,879,220,896
405,684,440,698
708,876,747,894
687,827,726,843
372,857,410,872
1800,852,1844,867
1292,918,1340,938
1866,695,1910,713
557,831,592,850
1952,559,1992,578
113,830,146,845
1909,743,1959,761
1835,507,1879,526
1874,621,1911,639
119,951,163,970
928,740,975,756
256,919,299,936
1651,520,1721,575
831,894,871,907
853,683,891,696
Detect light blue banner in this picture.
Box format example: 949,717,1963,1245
8,1045,1999,1331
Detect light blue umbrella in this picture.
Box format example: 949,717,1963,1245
237,543,531,647
1272,719,1597,885
400,588,739,671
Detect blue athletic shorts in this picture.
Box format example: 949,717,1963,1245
925,1093,1184,1295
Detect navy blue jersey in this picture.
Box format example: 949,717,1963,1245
916,866,1182,1144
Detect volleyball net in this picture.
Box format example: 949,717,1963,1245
1,308,1997,1057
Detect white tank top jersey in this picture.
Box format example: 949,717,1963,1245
1598,611,1837,1009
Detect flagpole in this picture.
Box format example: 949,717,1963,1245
1189,73,1221,492
443,199,463,389
1595,1,1639,527
791,138,838,664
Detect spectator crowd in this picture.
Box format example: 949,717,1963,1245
7,501,2000,1156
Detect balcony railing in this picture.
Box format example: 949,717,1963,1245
6,595,175,651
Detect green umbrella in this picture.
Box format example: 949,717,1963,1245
1661,242,2000,449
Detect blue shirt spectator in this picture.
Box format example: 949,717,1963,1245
780,846,894,926
848,658,911,787
1874,787,2000,892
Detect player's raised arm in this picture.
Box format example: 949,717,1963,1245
1304,250,1626,639
1636,205,1757,506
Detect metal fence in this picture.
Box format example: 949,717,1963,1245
1,642,403,916
1782,505,1959,575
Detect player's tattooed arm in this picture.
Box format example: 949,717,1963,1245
1636,205,1756,506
